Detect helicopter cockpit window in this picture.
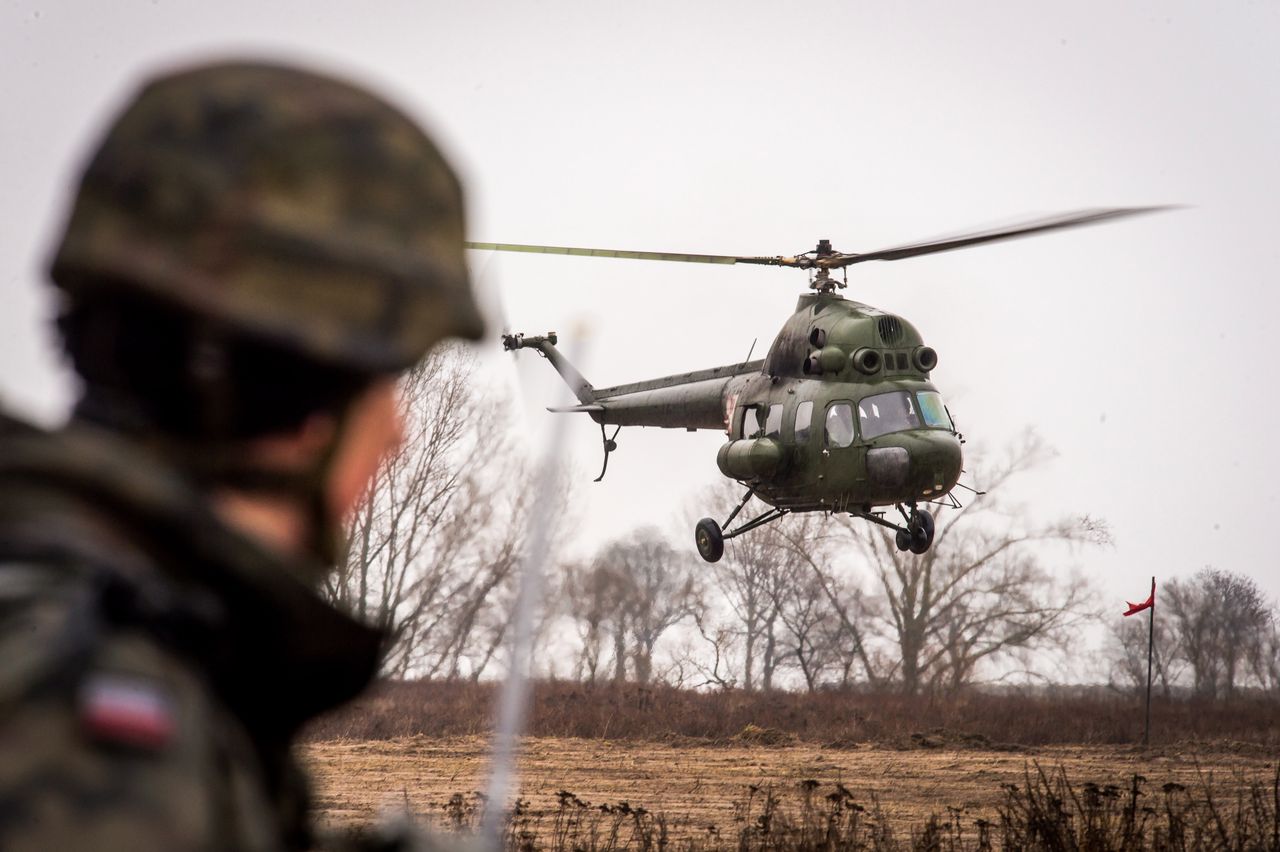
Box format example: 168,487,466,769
795,400,813,444
741,406,764,440
825,402,855,448
858,391,921,440
765,404,783,439
916,391,954,431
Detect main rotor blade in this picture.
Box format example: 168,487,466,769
466,241,788,266
835,206,1176,267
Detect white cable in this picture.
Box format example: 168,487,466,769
479,331,585,850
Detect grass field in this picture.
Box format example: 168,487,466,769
304,737,1278,841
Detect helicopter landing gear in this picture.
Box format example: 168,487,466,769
854,504,935,555
695,518,724,563
694,487,790,563
892,506,935,554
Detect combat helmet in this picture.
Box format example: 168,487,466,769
50,60,484,376
47,60,486,564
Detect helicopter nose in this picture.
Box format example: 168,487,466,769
866,431,963,497
914,431,963,498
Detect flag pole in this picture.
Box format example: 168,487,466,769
1143,576,1155,747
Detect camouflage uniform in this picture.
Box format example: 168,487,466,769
0,62,483,850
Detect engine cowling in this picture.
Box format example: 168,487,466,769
716,437,784,480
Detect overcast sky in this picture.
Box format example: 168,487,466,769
4,1,1279,624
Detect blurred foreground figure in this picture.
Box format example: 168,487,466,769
0,62,483,850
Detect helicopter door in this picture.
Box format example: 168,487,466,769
787,399,817,488
822,400,861,499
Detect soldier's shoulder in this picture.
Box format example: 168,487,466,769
0,556,278,850
0,553,204,714
0,422,315,848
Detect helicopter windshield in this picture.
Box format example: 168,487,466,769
858,391,922,440
916,391,954,430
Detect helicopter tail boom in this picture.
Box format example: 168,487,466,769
502,332,595,406
505,331,760,431
591,374,751,430
589,363,761,430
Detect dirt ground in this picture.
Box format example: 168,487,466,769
304,737,1278,839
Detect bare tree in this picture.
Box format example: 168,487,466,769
1205,570,1272,699
717,533,782,690
837,430,1102,695
563,530,701,685
618,532,701,684
773,517,882,689
711,487,793,690
683,611,740,690
562,557,629,683
773,565,840,692
325,347,554,679
1164,568,1272,699
700,498,872,692
1109,615,1179,699
1259,621,1280,695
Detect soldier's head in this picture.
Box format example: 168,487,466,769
49,61,485,561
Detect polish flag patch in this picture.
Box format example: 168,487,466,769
79,673,176,751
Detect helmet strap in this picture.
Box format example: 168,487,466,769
162,403,354,571
301,406,351,567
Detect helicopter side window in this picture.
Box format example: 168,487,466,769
794,400,813,444
858,391,922,440
916,391,954,430
825,402,855,448
741,406,764,440
765,404,783,439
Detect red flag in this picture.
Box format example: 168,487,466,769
1123,578,1156,616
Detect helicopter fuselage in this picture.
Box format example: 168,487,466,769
711,292,961,513
510,291,963,515
719,372,962,514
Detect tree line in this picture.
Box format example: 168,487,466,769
1111,568,1278,700
324,348,1278,699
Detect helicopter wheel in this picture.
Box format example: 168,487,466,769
695,517,725,563
909,508,935,555
895,529,912,552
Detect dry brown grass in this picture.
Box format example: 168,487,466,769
305,681,1280,846
304,737,1278,843
306,679,1280,748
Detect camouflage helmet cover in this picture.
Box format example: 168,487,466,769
50,61,485,373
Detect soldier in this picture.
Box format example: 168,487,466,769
0,61,484,849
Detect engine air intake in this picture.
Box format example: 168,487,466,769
913,346,938,372
852,348,882,375
877,316,904,344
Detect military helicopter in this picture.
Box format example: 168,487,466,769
471,207,1165,563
